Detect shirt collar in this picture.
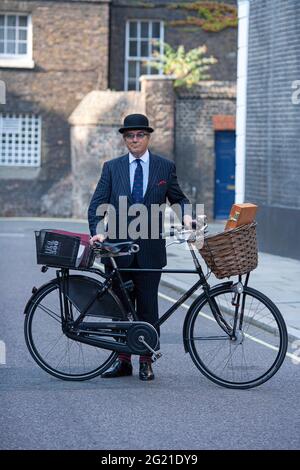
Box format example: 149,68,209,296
129,150,149,164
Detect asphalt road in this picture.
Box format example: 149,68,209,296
0,219,299,450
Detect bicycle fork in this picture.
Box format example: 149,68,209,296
205,278,249,341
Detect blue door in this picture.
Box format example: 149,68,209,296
214,131,236,219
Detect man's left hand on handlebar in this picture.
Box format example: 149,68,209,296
89,234,106,246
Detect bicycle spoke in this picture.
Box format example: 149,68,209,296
187,285,287,388
25,281,119,379
35,302,62,323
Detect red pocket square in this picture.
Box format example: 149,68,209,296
158,180,167,186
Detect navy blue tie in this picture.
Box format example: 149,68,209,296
131,159,143,203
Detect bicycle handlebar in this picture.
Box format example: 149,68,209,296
161,219,208,239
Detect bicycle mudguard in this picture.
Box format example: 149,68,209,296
23,278,59,315
182,281,233,353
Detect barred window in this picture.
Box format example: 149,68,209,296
0,114,41,167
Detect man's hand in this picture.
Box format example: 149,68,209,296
89,234,106,246
183,215,194,229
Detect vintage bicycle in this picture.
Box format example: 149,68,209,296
24,222,288,389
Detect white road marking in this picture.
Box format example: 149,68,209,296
0,233,25,237
158,290,300,364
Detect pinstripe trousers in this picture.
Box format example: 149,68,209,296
105,255,161,332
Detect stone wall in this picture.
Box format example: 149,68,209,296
141,76,175,160
69,78,235,220
0,0,110,216
175,82,236,219
69,89,143,218
69,76,176,218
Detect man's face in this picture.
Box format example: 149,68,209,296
123,130,150,157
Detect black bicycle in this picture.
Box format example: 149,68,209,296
24,224,288,389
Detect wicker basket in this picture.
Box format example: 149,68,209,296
199,222,258,279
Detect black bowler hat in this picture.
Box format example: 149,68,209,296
119,114,154,134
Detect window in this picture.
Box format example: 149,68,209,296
125,20,164,91
0,114,41,167
0,14,34,68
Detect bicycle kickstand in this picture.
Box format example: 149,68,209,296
138,335,162,362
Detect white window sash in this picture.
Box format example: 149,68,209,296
124,20,164,91
0,14,34,68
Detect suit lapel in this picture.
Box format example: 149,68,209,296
143,152,161,203
117,152,161,204
118,154,133,203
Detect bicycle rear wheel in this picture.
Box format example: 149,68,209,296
185,284,288,389
24,278,119,380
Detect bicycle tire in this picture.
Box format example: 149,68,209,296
24,278,119,381
185,284,288,389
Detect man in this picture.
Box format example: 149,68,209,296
88,114,193,381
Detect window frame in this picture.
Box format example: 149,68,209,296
0,113,42,168
0,13,34,69
124,20,164,91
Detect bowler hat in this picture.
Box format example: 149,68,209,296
119,114,154,134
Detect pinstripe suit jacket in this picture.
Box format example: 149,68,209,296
88,152,190,268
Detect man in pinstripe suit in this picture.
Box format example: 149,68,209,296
88,114,193,381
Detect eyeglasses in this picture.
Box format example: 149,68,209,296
124,132,149,141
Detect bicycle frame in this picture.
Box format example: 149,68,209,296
54,240,249,350
83,241,241,336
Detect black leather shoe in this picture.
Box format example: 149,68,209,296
101,360,133,378
139,362,155,381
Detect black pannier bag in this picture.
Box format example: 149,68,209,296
66,276,125,320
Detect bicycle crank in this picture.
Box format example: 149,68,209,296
138,336,162,362
127,323,161,358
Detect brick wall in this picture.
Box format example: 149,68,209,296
110,0,237,91
245,0,300,259
175,82,236,219
0,0,110,216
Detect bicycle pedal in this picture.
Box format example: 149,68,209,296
152,352,162,363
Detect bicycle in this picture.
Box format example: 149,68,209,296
24,222,288,389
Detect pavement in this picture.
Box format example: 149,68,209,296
1,217,300,341
162,221,300,342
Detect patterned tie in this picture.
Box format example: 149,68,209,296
131,159,143,203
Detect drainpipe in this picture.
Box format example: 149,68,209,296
235,0,250,203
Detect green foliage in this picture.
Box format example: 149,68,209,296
148,42,217,88
168,1,238,32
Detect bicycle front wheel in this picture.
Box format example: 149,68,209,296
24,279,118,381
185,285,288,389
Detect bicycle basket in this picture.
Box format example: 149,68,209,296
199,222,258,279
35,230,92,268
